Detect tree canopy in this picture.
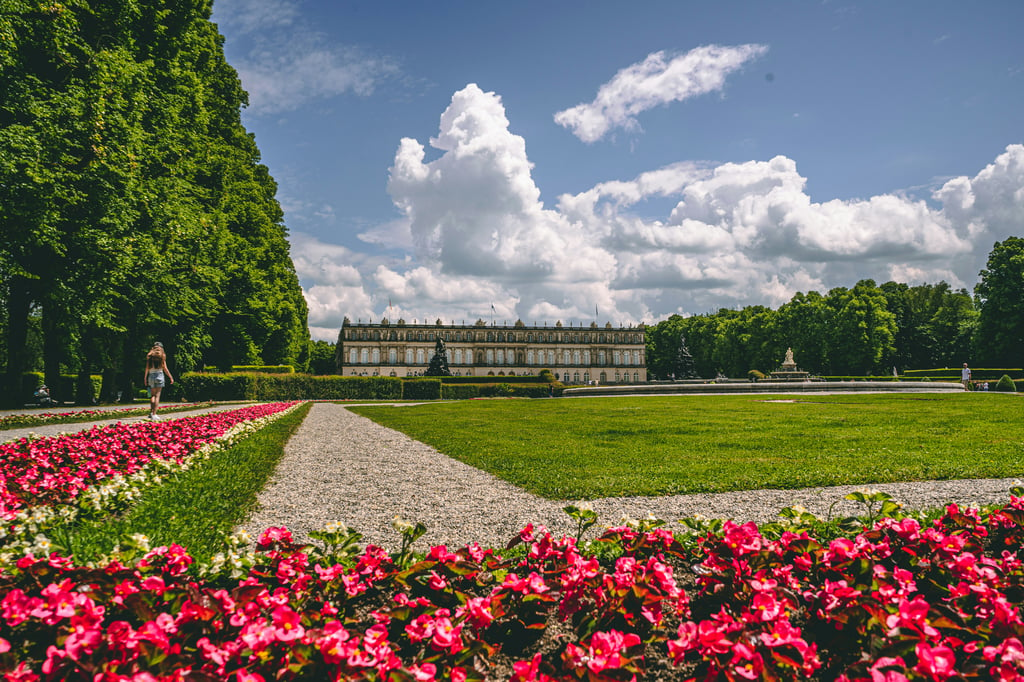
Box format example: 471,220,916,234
0,0,309,405
645,276,986,379
974,237,1024,367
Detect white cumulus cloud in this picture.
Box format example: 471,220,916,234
297,81,1024,338
554,44,768,143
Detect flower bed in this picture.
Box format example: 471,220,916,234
2,496,1024,680
0,404,210,432
0,402,301,558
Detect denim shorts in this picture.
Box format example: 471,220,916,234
147,370,165,389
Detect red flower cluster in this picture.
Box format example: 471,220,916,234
669,500,1024,680
0,405,207,431
0,520,692,681
0,403,297,520
2,499,1024,679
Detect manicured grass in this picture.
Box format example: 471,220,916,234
59,402,311,562
349,393,1024,500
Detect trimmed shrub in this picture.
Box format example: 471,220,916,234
402,379,442,400
995,374,1017,392
437,375,544,384
177,373,402,401
441,384,481,400
231,365,295,374
903,367,1023,381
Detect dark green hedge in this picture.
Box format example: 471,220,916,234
441,384,480,399
903,368,1022,380
402,379,442,400
438,375,545,384
440,382,560,399
14,372,101,405
178,373,402,401
230,365,295,374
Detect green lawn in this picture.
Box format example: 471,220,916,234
349,393,1024,500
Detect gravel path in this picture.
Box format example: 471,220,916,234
241,403,1022,551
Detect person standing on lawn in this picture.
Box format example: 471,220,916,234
144,342,174,420
961,362,972,390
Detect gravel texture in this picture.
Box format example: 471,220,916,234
241,402,1022,551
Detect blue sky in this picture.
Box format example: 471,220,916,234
211,0,1024,340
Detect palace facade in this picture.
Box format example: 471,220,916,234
337,318,647,384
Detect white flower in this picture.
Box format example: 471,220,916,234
392,516,414,533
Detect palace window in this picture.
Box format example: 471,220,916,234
453,349,463,364
371,348,380,364
527,350,534,365
583,350,591,364
388,348,397,363
405,349,414,364
496,349,504,365
613,351,621,365
572,350,581,365
598,350,606,365
349,348,358,364
360,348,369,364
547,350,555,365
416,349,425,364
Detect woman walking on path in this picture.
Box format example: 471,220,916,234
144,342,174,420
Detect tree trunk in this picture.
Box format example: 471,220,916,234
41,300,63,405
2,278,32,408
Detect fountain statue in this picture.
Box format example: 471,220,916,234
770,347,811,381
424,338,452,376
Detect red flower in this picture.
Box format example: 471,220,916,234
914,642,957,681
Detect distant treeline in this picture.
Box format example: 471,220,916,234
0,1,309,406
646,238,1024,379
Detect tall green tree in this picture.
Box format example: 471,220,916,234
0,0,308,406
826,280,897,375
974,237,1024,367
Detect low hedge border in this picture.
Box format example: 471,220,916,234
903,367,1023,380
178,373,403,401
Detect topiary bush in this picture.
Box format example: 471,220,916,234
995,374,1017,392
441,384,480,399
401,379,442,400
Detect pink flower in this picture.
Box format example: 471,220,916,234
405,614,434,642
869,656,909,682
730,641,765,680
463,596,495,628
427,570,449,591
723,521,764,556
886,595,940,637
411,662,437,681
914,642,957,681
271,606,304,642
431,615,463,653
584,630,640,673
747,591,784,622
512,653,544,681
258,526,293,548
